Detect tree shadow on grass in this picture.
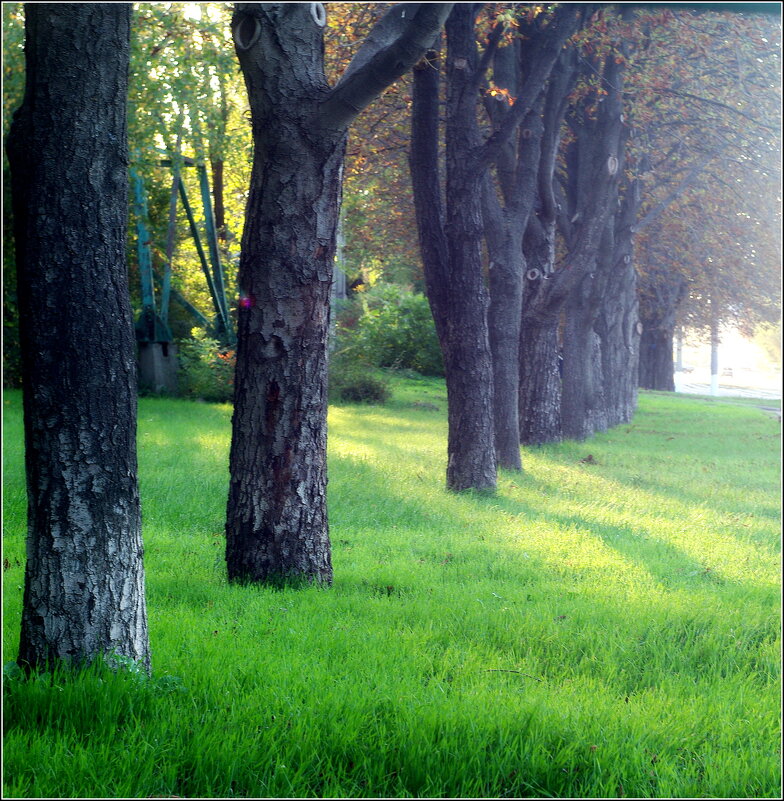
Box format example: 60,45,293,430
465,483,778,610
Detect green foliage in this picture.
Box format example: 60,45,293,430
176,329,235,402
328,352,391,405
2,385,781,798
2,4,25,389
336,284,444,376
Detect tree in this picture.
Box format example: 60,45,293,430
127,3,249,342
629,8,782,390
411,3,581,486
511,7,627,445
480,10,579,468
6,3,149,671
225,2,452,584
557,17,630,441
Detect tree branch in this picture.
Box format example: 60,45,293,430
635,153,717,233
322,3,453,130
479,4,584,169
471,21,505,91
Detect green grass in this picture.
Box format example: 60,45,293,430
3,377,781,798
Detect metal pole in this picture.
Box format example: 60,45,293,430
197,164,234,343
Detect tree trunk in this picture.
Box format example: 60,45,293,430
638,323,675,391
442,8,497,491
6,3,149,671
597,179,640,427
598,258,639,426
226,5,341,584
518,315,561,445
710,300,720,396
637,263,686,392
410,5,579,487
487,235,525,469
482,45,547,470
561,277,608,441
226,3,452,582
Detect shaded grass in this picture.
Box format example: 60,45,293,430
2,380,781,798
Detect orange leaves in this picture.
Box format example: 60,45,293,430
486,84,515,107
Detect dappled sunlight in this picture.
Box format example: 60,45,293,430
516,461,780,589
193,432,230,456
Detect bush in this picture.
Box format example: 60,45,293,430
335,284,444,376
177,329,235,402
328,352,391,405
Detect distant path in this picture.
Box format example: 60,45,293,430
678,382,782,401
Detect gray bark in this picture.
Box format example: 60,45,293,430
226,3,451,583
597,179,641,426
7,3,149,671
555,41,627,441
410,5,582,487
518,315,561,446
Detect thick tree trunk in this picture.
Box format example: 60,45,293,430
519,198,562,446
561,278,608,441
597,179,640,426
408,6,498,492
441,7,498,491
7,3,149,671
226,5,341,584
487,239,525,469
225,127,342,584
598,262,640,426
481,45,544,472
637,263,686,392
638,323,675,391
518,315,561,445
411,6,579,488
227,3,452,582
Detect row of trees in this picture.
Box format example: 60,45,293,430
409,2,780,488
5,3,780,672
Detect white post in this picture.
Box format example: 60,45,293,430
710,302,719,396
674,327,684,392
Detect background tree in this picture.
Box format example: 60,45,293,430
127,3,250,342
411,3,582,487
225,1,452,585
6,2,149,671
628,7,781,389
2,3,26,389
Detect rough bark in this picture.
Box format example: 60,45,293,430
410,5,581,486
484,10,583,462
227,2,452,583
553,42,627,441
562,275,608,441
518,316,561,446
517,47,581,445
482,42,544,471
6,3,149,672
441,5,497,491
597,181,640,426
639,324,676,391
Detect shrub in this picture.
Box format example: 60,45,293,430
177,329,235,403
328,352,391,404
335,284,444,376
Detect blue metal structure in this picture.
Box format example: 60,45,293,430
132,151,235,346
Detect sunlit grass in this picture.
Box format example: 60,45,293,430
2,379,781,798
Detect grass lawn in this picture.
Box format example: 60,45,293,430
2,377,781,798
